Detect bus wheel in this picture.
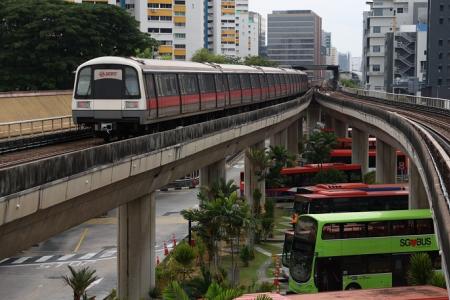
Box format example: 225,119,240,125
345,283,361,290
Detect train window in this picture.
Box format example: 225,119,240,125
259,74,268,87
179,74,198,95
76,67,92,98
214,74,225,92
145,74,156,98
228,74,241,90
240,74,251,89
124,67,140,98
198,74,216,93
267,74,274,86
250,74,261,88
274,74,281,85
155,73,179,97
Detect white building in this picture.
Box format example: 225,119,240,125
362,0,428,91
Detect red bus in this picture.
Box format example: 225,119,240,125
330,149,408,175
293,183,407,194
293,189,409,215
335,137,377,150
239,163,363,199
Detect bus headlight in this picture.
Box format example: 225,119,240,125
125,101,139,109
77,101,91,109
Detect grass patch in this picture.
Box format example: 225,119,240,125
258,242,283,255
219,250,270,286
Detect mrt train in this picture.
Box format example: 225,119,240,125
72,56,309,138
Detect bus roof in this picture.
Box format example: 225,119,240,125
331,149,404,156
302,209,431,223
285,285,447,300
281,163,361,175
293,183,407,194
296,190,408,200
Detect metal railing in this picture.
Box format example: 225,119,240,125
0,115,77,140
342,87,450,111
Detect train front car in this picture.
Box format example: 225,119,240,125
72,57,146,140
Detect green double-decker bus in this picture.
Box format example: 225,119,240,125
289,210,441,293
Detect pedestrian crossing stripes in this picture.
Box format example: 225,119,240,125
0,249,118,267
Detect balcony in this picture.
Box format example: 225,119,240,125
367,51,384,57
367,71,384,76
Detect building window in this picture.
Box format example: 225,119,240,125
438,65,443,73
149,16,159,21
439,52,443,59
439,39,444,47
174,33,186,39
175,0,185,4
373,26,381,33
160,28,172,33
160,16,172,21
174,44,186,49
160,4,172,8
397,8,403,13
438,78,442,86
440,4,445,11
148,3,158,8
148,28,159,33
174,22,186,27
373,65,381,72
373,45,381,52
440,18,444,24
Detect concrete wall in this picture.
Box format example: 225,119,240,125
0,91,72,122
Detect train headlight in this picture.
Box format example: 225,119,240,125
125,101,139,109
77,101,91,109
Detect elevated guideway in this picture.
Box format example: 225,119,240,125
317,88,450,282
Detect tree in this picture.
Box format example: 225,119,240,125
240,245,253,267
135,47,158,59
171,241,197,281
303,131,338,166
191,48,242,65
244,55,278,67
0,0,158,91
407,253,434,286
162,281,190,300
61,266,98,300
265,145,295,188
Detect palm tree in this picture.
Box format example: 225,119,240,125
61,266,98,300
407,252,434,285
172,241,197,281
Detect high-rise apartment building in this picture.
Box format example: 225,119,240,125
339,52,351,72
362,0,427,91
267,10,323,79
423,0,450,98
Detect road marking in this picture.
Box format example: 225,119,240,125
12,257,30,264
78,252,97,260
58,254,76,261
86,277,103,290
74,228,89,253
0,258,10,264
35,255,53,263
99,250,116,258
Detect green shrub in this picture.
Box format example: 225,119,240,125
363,171,376,184
312,168,347,184
407,253,434,285
430,272,447,288
240,245,254,267
257,282,274,293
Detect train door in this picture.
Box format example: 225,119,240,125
259,74,268,101
250,74,261,102
178,73,200,114
228,74,242,106
198,73,217,111
215,73,227,108
240,74,252,103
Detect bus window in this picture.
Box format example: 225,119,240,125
322,224,341,240
342,223,367,239
309,200,332,214
342,256,366,275
391,220,415,236
416,219,434,234
367,221,388,237
367,255,391,274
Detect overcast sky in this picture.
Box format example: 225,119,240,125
249,0,371,58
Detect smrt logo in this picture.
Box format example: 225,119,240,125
400,237,432,247
99,71,117,78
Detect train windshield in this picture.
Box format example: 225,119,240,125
75,66,140,99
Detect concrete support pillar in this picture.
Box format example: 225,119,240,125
270,129,288,149
118,193,155,300
409,162,429,209
352,128,369,175
375,139,397,184
200,159,226,187
334,119,348,138
245,141,266,209
287,120,299,155
298,117,304,141
306,103,321,135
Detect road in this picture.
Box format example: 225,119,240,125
0,155,244,300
